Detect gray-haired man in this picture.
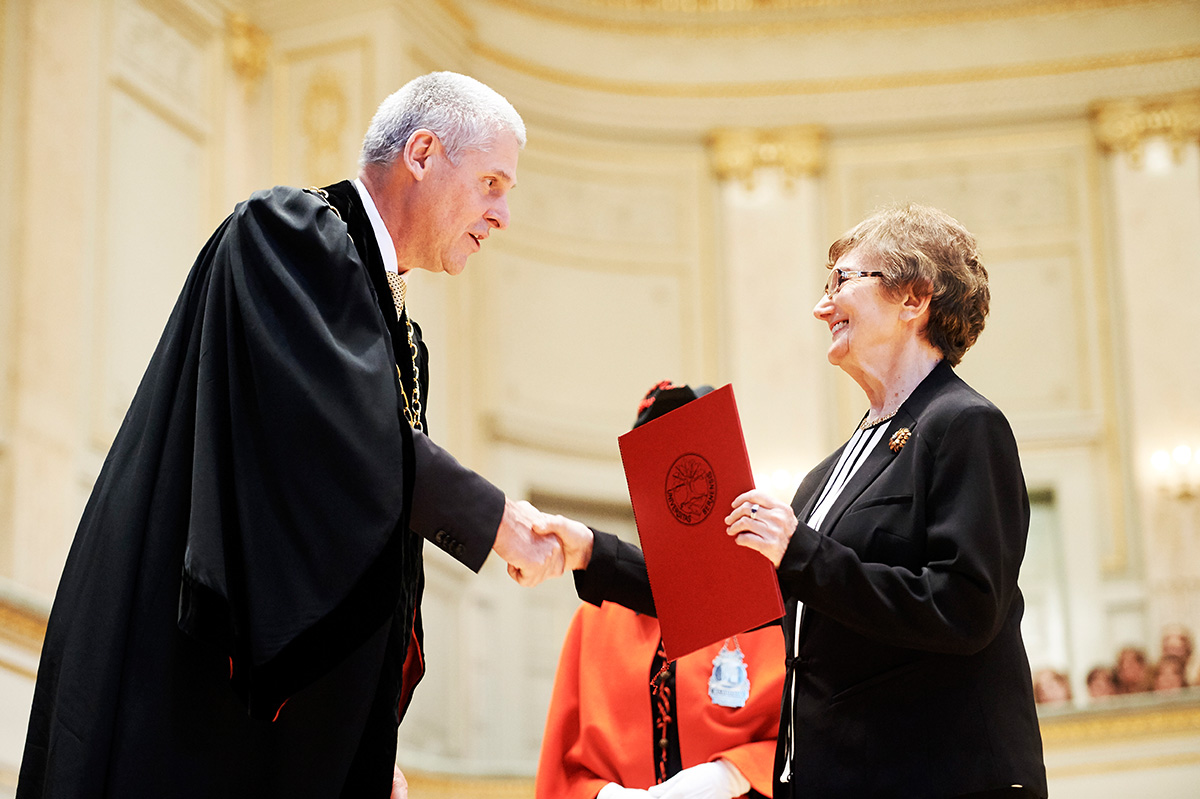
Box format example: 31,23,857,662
20,72,560,799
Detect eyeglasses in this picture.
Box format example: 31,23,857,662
823,268,884,297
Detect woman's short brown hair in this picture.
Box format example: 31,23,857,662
827,202,989,366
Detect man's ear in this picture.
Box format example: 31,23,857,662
403,130,439,180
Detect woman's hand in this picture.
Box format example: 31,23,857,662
533,513,595,572
725,490,797,568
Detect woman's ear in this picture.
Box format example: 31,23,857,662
898,290,932,323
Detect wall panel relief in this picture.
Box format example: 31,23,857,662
112,0,210,134
275,39,372,188
479,138,713,455
960,247,1087,418
507,166,690,264
480,250,687,454
95,76,208,448
829,133,1106,435
94,0,220,448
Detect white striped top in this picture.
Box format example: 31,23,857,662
781,419,892,782
806,422,892,531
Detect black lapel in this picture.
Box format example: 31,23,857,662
814,419,906,535
793,448,841,524
321,181,428,432
808,361,955,535
320,181,398,341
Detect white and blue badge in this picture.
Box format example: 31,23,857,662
708,637,750,708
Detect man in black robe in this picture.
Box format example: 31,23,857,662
18,71,558,799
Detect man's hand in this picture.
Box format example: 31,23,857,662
493,498,564,586
391,765,408,799
534,513,595,572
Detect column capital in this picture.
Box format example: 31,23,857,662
1091,91,1200,167
706,125,826,188
226,12,269,93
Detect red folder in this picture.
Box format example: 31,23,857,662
617,384,784,660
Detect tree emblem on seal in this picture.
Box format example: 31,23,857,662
665,453,717,525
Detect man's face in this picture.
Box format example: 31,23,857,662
414,131,520,276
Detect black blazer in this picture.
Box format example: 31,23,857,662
577,361,1047,798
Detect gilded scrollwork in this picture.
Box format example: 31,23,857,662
707,125,825,187
1091,92,1200,167
226,12,269,92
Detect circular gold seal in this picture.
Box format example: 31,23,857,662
665,453,717,525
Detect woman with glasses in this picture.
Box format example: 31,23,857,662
541,203,1047,798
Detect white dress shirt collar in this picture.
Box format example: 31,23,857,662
352,178,399,275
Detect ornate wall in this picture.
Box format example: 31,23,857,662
2,0,1200,795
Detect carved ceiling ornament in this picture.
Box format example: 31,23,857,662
226,12,269,91
1091,91,1200,168
707,125,825,188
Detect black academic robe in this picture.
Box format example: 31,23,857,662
576,362,1047,798
19,183,502,798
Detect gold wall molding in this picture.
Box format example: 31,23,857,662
0,765,18,794
482,0,1166,37
1091,91,1200,167
707,125,825,186
227,12,269,93
402,771,533,798
475,42,1200,99
0,597,47,655
1040,698,1200,747
434,0,476,34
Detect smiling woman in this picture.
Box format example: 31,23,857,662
547,201,1047,798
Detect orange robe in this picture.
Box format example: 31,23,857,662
536,602,785,799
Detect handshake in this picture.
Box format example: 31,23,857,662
493,498,596,586
494,486,797,586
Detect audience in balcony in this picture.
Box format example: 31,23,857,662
1085,666,1118,700
1153,655,1189,692
1160,624,1194,678
1032,668,1072,706
1114,646,1154,694
1040,625,1195,707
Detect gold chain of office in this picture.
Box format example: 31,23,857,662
304,186,423,432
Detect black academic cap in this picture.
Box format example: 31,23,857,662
632,381,714,430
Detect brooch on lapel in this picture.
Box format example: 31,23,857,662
889,428,912,453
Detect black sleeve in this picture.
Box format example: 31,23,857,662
573,530,657,617
409,430,504,571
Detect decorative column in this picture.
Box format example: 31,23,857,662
1092,92,1200,641
707,125,828,500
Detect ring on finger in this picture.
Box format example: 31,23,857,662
750,503,760,517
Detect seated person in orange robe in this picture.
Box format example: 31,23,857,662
535,383,786,799
536,601,785,799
